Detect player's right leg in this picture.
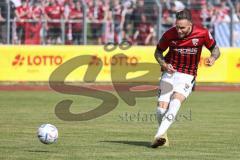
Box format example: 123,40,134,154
152,72,194,148
153,93,185,148
156,101,168,125
151,101,170,148
151,72,174,148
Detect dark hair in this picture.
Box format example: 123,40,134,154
176,9,192,22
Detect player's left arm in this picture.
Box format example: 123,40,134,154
204,30,221,66
206,45,221,66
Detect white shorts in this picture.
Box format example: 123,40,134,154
158,72,195,103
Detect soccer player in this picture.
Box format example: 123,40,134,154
151,9,221,148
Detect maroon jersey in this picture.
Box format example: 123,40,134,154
31,6,43,20
69,6,83,32
157,25,216,76
44,5,64,27
16,5,30,27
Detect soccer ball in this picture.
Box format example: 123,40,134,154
37,124,58,144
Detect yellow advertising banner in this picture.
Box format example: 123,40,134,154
0,46,239,82
0,45,159,82
196,49,228,82
197,48,240,83
225,48,240,83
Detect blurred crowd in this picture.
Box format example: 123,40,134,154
162,0,240,37
0,0,239,45
0,0,156,45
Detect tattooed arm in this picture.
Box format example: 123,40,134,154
154,48,166,66
154,48,176,73
205,45,221,66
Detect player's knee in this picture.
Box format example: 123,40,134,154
171,93,185,103
158,101,169,109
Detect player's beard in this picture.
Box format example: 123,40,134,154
178,33,185,39
178,26,192,39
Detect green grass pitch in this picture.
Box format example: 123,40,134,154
0,90,240,160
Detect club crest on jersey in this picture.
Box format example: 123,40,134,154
192,38,199,46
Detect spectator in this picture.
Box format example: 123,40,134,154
102,0,114,43
236,1,240,20
161,4,175,31
14,0,30,44
44,0,65,44
87,0,105,44
25,0,43,44
201,3,212,29
111,0,124,44
132,0,145,33
190,0,203,27
211,4,231,23
0,1,6,44
0,8,5,23
103,10,114,44
219,0,230,14
173,0,185,11
121,0,135,44
68,0,83,44
133,14,154,45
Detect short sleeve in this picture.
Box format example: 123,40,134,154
204,30,216,50
157,32,169,52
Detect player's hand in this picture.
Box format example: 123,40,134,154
161,63,176,74
205,57,216,66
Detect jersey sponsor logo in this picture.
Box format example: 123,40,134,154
174,47,198,54
192,38,199,46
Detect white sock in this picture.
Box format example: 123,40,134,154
156,107,167,125
155,99,181,138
